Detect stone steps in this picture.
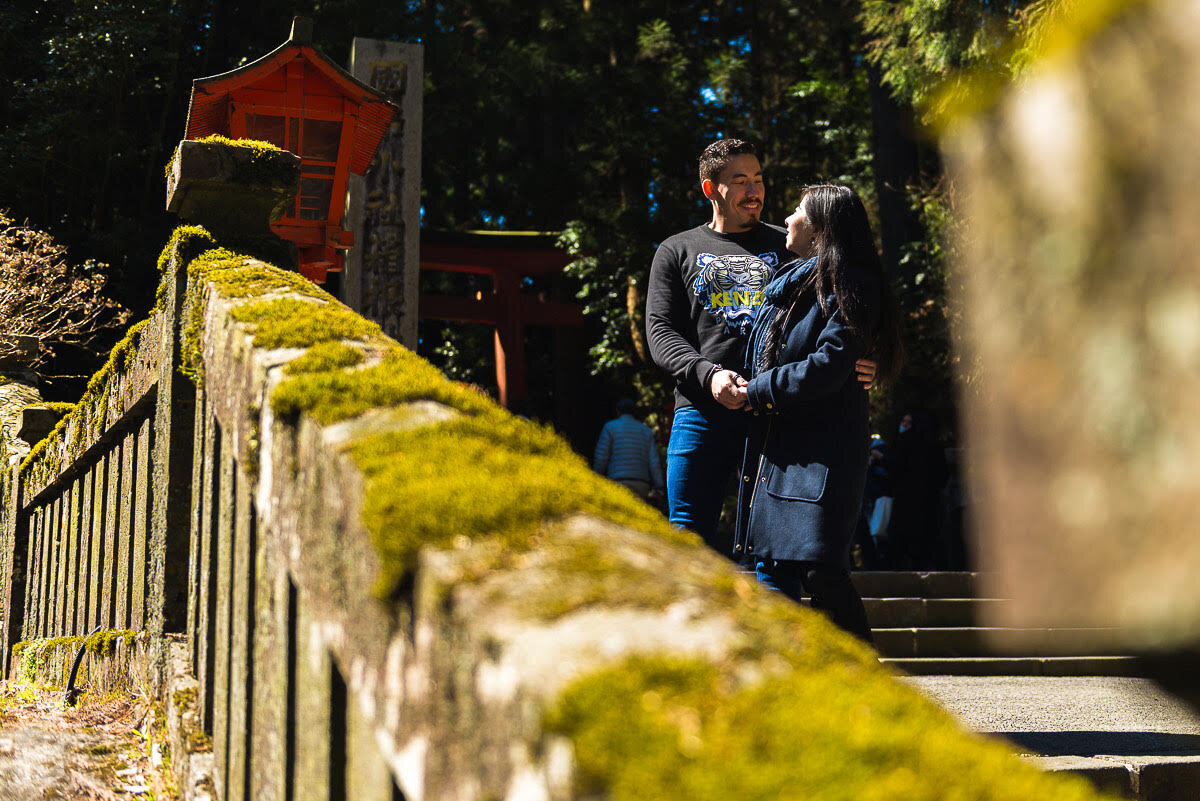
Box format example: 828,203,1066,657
873,626,1127,658
861,597,1004,627
846,572,1139,677
851,570,980,599
863,576,1200,798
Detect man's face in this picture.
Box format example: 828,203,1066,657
705,154,764,232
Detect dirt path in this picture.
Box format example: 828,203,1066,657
0,682,175,801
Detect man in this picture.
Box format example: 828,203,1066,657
645,138,873,555
592,398,665,504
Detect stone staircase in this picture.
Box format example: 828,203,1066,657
851,572,1143,677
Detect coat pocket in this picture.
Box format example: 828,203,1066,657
763,460,828,502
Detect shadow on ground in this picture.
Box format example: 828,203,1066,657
990,731,1200,757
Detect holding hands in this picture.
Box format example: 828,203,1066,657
711,358,878,412
710,368,750,410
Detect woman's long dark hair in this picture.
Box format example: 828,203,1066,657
799,183,903,385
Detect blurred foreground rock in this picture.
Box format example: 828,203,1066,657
944,0,1200,697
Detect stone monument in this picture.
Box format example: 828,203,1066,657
344,39,424,351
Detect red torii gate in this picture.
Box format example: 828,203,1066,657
419,231,584,408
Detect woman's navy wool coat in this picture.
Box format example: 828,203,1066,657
733,259,880,566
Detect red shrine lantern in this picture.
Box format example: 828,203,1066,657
184,17,399,283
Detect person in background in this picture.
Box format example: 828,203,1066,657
852,436,891,569
888,410,949,569
592,398,665,503
733,184,903,641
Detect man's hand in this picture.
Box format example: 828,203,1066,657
710,369,749,410
855,359,877,389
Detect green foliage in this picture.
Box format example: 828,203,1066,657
869,182,963,438
861,0,1150,126
860,0,1031,122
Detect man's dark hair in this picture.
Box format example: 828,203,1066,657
615,397,637,416
698,138,757,186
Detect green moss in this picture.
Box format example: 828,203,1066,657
284,341,365,375
188,727,213,753
172,686,197,711
12,630,139,687
157,225,217,275
170,685,212,752
518,538,679,621
545,652,1115,801
163,251,691,599
178,247,331,383
84,629,139,656
14,636,76,685
230,297,384,350
164,134,286,182
27,402,75,416
272,346,495,424
346,413,691,598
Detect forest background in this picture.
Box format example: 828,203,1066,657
0,0,1061,448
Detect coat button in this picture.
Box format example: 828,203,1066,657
766,402,773,409
743,475,750,482
747,545,754,553
734,544,743,552
753,411,760,416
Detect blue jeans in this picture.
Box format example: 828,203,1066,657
755,559,874,642
666,405,748,556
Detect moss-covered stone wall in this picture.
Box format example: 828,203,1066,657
10,629,145,694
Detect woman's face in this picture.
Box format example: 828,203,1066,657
785,196,816,257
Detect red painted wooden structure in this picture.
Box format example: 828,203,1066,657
184,18,399,283
420,232,584,408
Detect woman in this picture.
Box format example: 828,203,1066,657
731,184,902,641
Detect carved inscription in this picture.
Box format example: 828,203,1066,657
362,60,410,340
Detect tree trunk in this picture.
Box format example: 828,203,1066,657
865,62,925,279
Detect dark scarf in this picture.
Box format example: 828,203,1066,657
746,256,816,377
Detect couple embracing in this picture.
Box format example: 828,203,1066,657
645,138,902,642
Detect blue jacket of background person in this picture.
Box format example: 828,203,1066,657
733,257,878,566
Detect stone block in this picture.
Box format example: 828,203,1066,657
166,139,300,243
16,406,62,448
